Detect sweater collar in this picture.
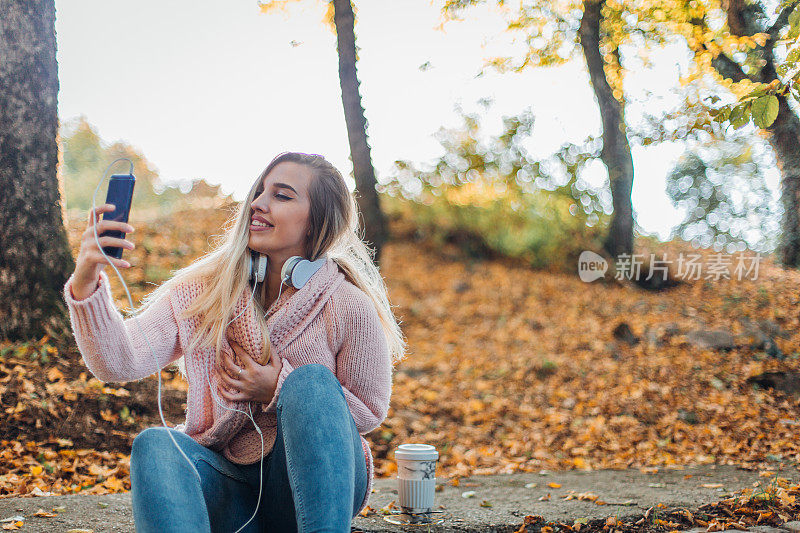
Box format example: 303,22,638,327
231,256,345,358
267,256,345,352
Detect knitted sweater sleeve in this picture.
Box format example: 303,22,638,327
260,354,295,414
63,270,182,384
332,287,393,435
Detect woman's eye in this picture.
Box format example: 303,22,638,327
254,189,290,200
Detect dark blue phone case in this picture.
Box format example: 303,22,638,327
100,174,135,260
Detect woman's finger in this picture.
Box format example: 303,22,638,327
229,337,259,368
84,219,134,238
239,346,257,367
221,346,242,368
88,204,115,226
93,236,135,251
228,339,247,362
216,353,232,381
219,347,243,377
216,365,236,387
88,253,131,269
225,337,241,356
218,385,246,403
218,357,242,384
227,338,252,366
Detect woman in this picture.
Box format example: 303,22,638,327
63,151,406,532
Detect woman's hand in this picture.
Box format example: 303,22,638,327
216,334,282,405
71,204,136,300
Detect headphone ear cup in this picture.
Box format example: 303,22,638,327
249,252,268,283
281,256,302,287
257,254,267,283
282,256,326,289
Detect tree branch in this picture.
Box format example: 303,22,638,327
686,14,755,83
766,5,793,42
710,46,753,83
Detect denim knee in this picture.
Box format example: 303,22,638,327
278,363,342,411
131,427,181,467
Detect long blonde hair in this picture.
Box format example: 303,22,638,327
132,151,407,378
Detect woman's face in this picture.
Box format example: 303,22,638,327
248,161,313,260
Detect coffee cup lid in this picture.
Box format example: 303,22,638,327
394,443,439,461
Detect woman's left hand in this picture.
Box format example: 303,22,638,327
216,335,282,404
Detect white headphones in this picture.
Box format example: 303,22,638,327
247,250,326,289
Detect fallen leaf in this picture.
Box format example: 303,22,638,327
357,505,373,517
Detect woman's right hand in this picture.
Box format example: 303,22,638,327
70,204,136,300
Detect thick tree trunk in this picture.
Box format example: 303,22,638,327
332,0,387,263
767,97,800,267
709,1,800,267
0,0,75,341
578,0,635,259
753,33,800,268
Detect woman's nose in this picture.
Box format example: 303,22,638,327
251,192,269,212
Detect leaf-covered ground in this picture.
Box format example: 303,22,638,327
2,204,800,528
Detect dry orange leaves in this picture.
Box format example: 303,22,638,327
1,205,800,502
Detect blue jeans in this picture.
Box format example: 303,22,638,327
130,364,369,533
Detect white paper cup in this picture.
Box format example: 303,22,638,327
394,443,438,514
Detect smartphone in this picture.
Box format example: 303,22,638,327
100,173,136,260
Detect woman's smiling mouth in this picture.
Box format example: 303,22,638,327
251,214,274,231
250,221,274,231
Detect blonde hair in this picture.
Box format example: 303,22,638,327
132,151,407,378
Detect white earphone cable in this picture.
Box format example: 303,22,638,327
92,158,277,533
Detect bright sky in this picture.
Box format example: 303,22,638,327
54,0,781,242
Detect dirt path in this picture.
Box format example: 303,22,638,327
1,464,796,532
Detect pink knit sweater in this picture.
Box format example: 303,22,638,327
62,257,392,516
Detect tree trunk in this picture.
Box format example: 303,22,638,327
578,0,635,259
0,0,75,341
708,1,800,267
768,98,800,267
332,0,388,263
752,31,800,268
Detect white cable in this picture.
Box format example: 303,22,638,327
92,158,277,533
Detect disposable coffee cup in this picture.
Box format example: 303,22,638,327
394,443,438,514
